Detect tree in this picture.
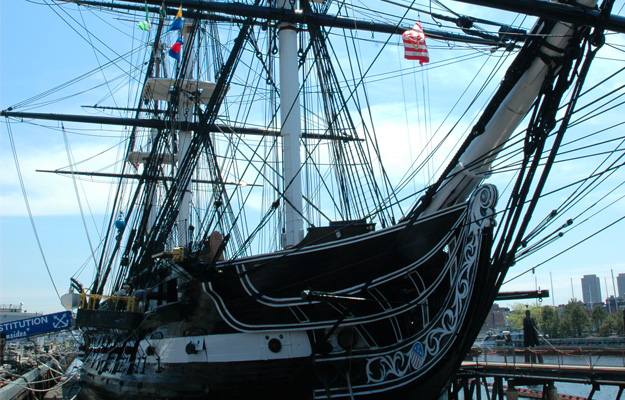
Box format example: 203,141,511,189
559,299,590,337
506,303,542,331
591,305,608,333
599,311,625,336
559,317,573,337
540,305,560,338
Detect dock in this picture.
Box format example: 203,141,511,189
450,348,625,400
0,352,78,400
42,373,82,400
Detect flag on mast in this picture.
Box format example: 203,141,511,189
159,2,167,19
168,6,183,32
137,2,151,32
402,21,429,65
169,37,183,61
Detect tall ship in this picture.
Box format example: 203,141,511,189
2,0,624,398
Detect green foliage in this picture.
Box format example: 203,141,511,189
591,305,608,333
506,303,525,331
559,299,590,337
503,302,620,338
539,305,559,338
598,311,625,336
505,302,622,338
506,303,542,331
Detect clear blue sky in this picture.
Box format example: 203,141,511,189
1,0,624,315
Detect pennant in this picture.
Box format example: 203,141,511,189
168,6,183,32
169,37,183,61
402,21,429,65
137,2,151,31
138,20,151,31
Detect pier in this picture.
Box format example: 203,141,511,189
450,347,625,400
0,352,77,400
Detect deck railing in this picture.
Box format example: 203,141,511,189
77,293,139,312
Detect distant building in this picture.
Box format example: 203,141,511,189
481,303,509,332
617,273,625,298
606,295,625,311
0,304,40,325
581,275,602,305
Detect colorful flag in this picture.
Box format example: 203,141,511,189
402,21,429,65
168,6,183,32
137,20,151,31
169,37,183,61
137,2,151,31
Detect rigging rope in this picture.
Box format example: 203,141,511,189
395,48,514,202
6,0,624,296
504,213,625,284
61,124,100,275
76,5,121,111
5,120,62,301
45,0,143,86
498,0,624,282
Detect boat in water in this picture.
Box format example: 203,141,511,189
2,0,625,398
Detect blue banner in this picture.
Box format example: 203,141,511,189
0,311,72,341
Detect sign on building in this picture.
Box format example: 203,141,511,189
0,311,72,341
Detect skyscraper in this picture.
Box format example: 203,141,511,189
581,274,601,305
617,273,625,298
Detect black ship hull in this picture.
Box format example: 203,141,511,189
77,185,498,399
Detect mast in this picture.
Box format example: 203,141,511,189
421,0,598,215
146,49,164,239
611,269,618,309
278,0,304,247
176,21,195,248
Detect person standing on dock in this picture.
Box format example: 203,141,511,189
523,310,543,363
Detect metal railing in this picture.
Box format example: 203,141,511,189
77,293,139,312
472,345,625,368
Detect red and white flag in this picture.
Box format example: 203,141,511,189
402,21,429,65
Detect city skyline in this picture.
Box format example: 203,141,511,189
617,273,625,298
581,275,602,305
500,270,625,310
559,271,623,307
